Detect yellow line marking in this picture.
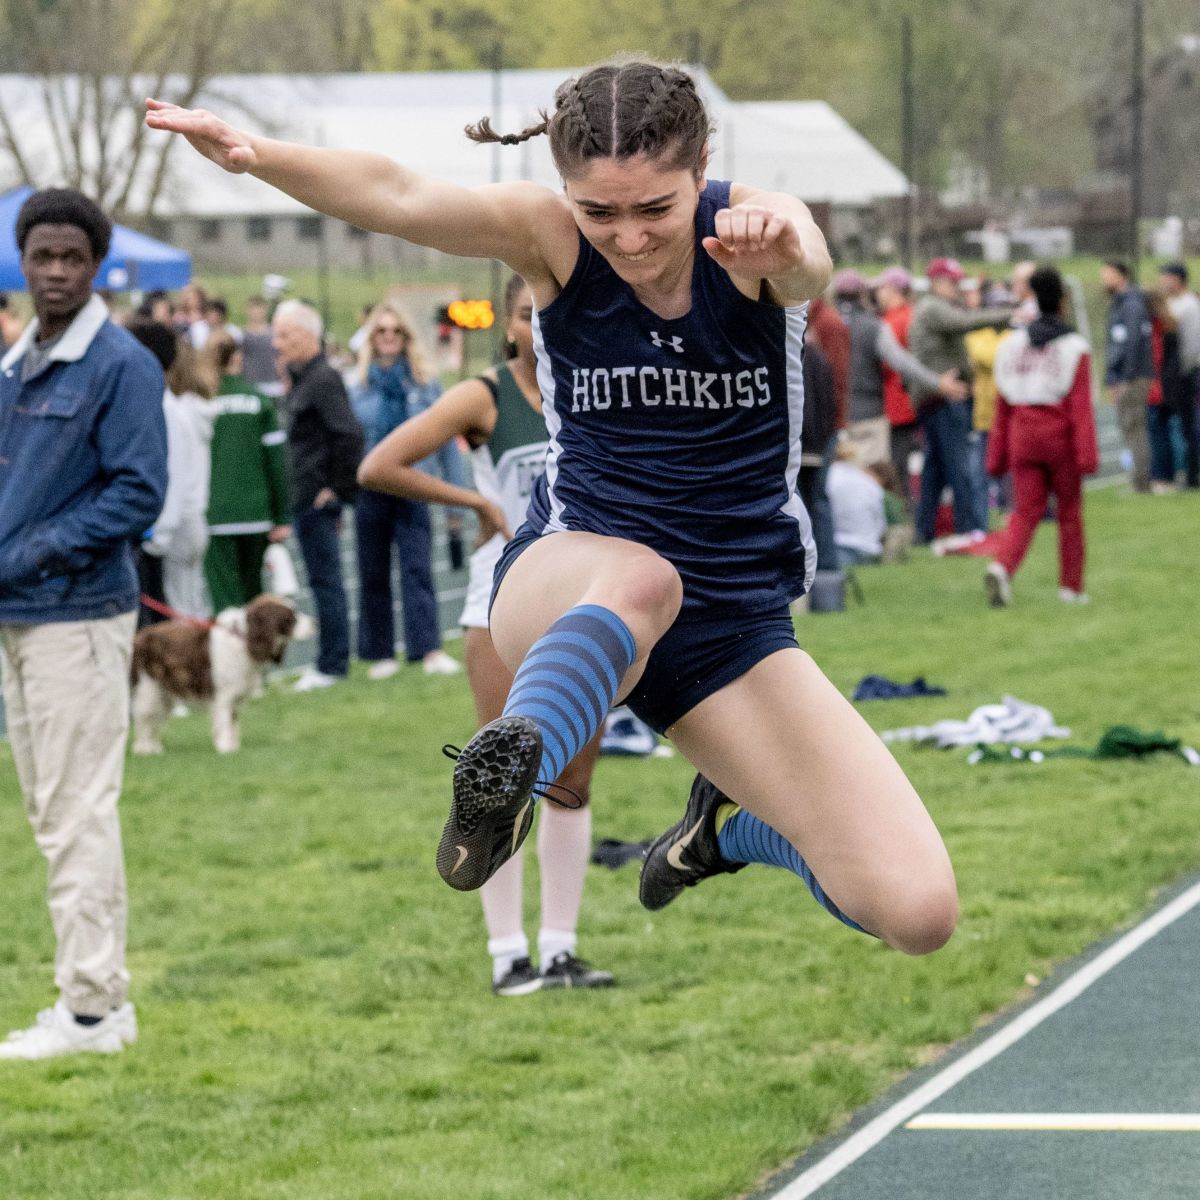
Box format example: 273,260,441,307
907,1113,1200,1132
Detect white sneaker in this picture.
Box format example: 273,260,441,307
366,659,400,681
292,668,339,692
0,1000,137,1060
422,650,462,676
984,561,1012,607
1058,587,1090,604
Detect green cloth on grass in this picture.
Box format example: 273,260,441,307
968,725,1200,767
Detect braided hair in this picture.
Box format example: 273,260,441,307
465,59,712,179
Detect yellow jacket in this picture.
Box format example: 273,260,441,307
965,326,1011,432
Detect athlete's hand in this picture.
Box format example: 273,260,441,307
473,499,512,548
702,205,807,279
144,99,258,173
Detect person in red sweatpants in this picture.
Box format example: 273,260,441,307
984,266,1099,607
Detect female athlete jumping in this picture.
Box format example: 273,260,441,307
147,60,957,955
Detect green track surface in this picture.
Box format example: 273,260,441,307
772,878,1200,1200
1,485,1197,1200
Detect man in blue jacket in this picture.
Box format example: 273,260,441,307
1101,260,1154,494
0,189,167,1059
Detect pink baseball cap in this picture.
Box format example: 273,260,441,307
926,257,966,283
871,266,913,291
832,269,869,296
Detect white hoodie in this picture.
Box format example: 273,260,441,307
153,388,214,561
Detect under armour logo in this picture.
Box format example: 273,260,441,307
650,331,685,353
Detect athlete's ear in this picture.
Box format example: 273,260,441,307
694,145,709,190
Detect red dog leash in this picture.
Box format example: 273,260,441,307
138,594,222,632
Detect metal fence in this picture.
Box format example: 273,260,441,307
276,503,471,676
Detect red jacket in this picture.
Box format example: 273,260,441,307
880,303,918,426
1147,317,1165,406
806,297,851,430
987,329,1098,477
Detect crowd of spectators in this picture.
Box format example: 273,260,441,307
0,278,469,692
2,253,1196,656
794,254,1198,608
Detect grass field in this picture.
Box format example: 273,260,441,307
1,484,1198,1200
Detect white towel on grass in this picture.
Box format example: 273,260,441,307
882,695,1071,749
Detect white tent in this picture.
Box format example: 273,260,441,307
717,102,908,204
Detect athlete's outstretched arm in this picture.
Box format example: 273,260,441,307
357,379,512,544
706,183,833,305
144,99,562,275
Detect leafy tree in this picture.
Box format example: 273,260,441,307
0,0,274,221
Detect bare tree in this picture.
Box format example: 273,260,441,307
0,0,254,223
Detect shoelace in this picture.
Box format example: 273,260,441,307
441,744,585,809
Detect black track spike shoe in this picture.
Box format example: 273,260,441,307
437,716,543,891
638,773,747,911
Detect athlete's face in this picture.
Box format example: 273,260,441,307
564,152,705,288
506,286,535,362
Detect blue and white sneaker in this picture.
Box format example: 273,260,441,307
601,707,657,757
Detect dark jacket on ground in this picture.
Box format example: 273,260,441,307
281,354,363,512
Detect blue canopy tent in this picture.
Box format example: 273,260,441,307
0,185,191,292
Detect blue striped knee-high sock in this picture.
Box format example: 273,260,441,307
503,604,636,786
716,808,867,933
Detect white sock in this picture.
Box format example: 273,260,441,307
487,933,529,984
538,928,577,971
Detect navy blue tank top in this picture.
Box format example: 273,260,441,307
524,179,814,615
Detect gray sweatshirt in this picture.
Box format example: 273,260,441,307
908,293,1013,406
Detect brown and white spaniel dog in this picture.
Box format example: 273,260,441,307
131,594,316,755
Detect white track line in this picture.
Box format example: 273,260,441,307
907,1113,1200,1132
772,878,1200,1198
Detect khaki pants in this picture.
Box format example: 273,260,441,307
0,612,136,1016
845,416,892,467
1115,378,1152,493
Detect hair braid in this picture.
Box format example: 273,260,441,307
624,68,700,158
553,77,609,158
464,113,550,146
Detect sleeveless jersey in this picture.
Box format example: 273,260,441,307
525,178,814,614
468,363,549,559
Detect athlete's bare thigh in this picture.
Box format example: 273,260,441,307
668,648,957,954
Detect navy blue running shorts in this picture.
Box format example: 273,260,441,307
490,529,800,734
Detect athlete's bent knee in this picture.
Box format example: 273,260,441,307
587,551,682,631
879,884,958,956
